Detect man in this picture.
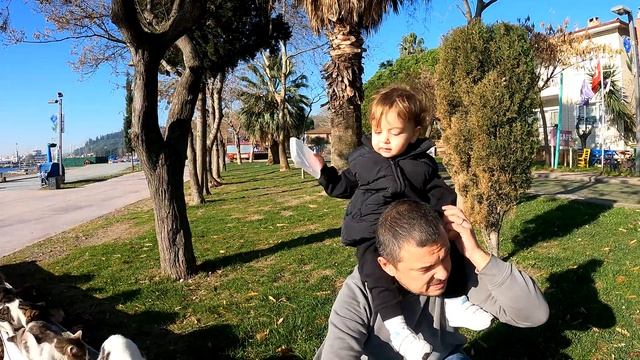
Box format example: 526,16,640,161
314,200,549,360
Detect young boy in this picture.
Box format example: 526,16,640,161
316,86,493,360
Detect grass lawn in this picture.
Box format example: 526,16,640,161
1,162,639,359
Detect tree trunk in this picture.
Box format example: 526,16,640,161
212,138,221,182
197,82,208,196
110,1,204,279
187,130,205,205
268,140,280,165
538,96,551,167
207,72,225,184
249,139,255,163
235,132,242,165
278,134,289,171
481,228,500,257
129,41,199,279
324,23,364,170
218,133,226,172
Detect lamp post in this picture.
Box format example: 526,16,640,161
47,92,64,180
612,5,640,174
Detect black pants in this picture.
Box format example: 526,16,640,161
357,239,467,321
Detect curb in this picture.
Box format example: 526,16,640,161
532,171,640,185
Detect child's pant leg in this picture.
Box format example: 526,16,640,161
444,242,468,298
356,240,403,321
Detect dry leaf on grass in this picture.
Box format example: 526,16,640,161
256,330,269,341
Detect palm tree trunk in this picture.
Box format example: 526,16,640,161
268,139,280,165
324,23,364,170
278,134,289,171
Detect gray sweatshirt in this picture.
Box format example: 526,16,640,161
314,256,549,360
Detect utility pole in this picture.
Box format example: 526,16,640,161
48,92,65,181
612,5,640,174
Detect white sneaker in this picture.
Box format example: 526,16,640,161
389,328,432,360
444,296,493,331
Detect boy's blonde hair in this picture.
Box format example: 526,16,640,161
369,85,426,132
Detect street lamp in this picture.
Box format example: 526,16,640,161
612,5,640,174
47,91,64,180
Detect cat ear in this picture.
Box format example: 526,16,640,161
68,345,81,356
7,334,16,343
72,330,83,339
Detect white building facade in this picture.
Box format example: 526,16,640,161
539,17,637,152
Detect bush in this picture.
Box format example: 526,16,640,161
435,21,539,255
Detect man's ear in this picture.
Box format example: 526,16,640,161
377,256,397,277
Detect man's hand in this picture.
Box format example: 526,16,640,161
442,205,490,272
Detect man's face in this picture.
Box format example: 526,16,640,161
370,108,420,158
378,228,451,296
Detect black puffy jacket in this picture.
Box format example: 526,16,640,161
319,136,456,246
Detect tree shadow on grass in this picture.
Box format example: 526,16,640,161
0,261,241,360
505,199,610,260
466,259,615,359
199,228,341,273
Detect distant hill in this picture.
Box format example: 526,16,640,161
73,130,125,157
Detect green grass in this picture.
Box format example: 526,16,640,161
61,165,142,189
2,163,639,359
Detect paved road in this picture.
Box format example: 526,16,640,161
529,172,640,208
0,164,149,257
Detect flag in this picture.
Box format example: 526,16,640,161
580,79,595,105
591,61,602,93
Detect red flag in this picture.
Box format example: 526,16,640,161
591,61,601,93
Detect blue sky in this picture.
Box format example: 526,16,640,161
0,0,635,156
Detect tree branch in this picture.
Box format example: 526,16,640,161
110,0,147,48
19,33,125,44
460,0,472,22
289,41,329,58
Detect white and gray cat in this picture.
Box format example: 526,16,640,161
7,320,88,360
97,334,145,360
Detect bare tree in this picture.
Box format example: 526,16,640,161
459,0,498,23
111,0,205,279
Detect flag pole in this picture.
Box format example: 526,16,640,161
554,72,563,169
600,61,606,170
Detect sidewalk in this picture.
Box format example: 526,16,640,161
530,171,640,208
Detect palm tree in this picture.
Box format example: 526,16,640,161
590,65,635,143
297,0,422,169
239,54,310,170
399,32,425,57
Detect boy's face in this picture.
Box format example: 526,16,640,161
378,227,451,296
371,108,420,158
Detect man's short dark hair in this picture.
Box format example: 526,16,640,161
376,200,444,265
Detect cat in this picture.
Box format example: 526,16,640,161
97,334,146,360
7,320,88,360
0,298,49,335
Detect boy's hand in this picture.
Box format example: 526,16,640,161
313,153,326,169
442,205,490,272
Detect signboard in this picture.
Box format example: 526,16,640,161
560,130,573,147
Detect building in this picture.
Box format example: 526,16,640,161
539,16,637,153
32,149,47,164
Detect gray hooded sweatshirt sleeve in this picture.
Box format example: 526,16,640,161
314,256,549,360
